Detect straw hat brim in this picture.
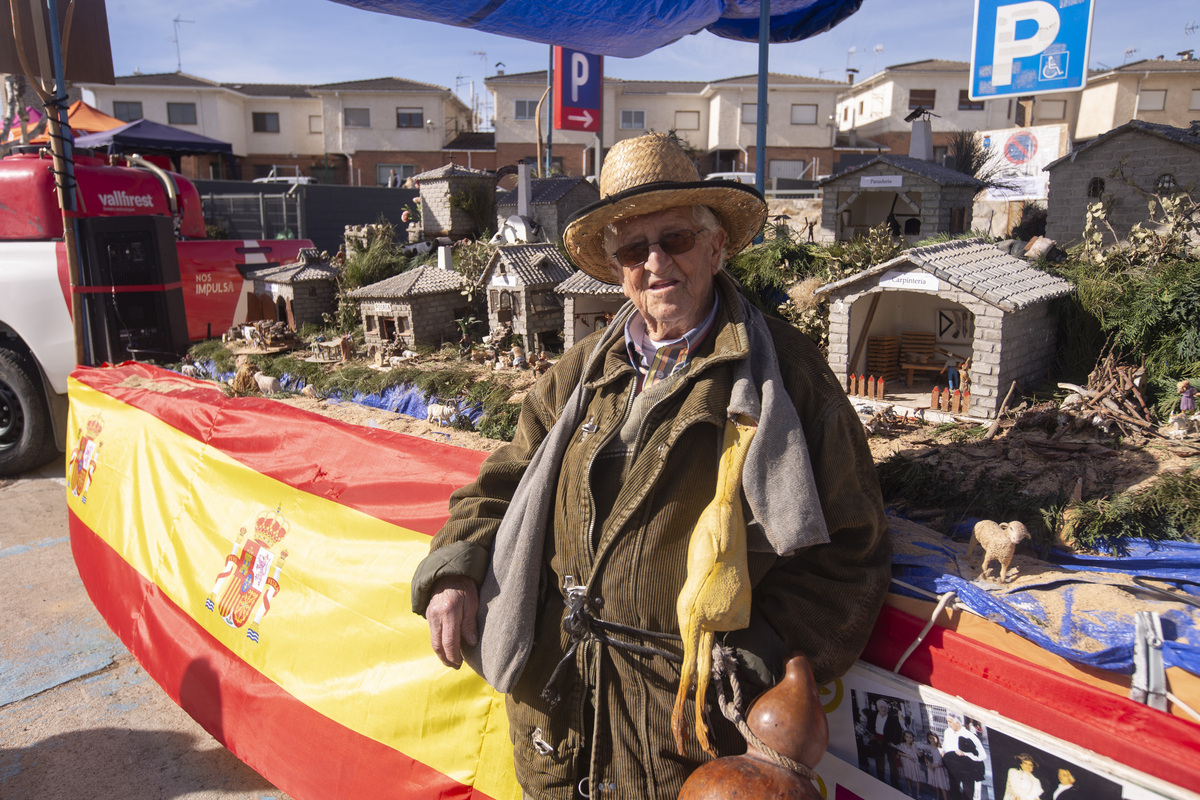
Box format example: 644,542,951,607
562,180,768,284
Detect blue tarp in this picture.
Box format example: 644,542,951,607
329,0,863,58
891,514,1200,678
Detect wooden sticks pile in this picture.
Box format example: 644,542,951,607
1058,352,1153,436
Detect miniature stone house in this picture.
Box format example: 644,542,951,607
818,154,985,243
479,243,575,353
413,162,496,240
495,176,600,243
1044,120,1200,246
349,264,469,350
243,248,339,330
556,269,627,350
815,239,1072,418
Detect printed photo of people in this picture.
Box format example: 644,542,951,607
984,728,1122,800
850,690,993,800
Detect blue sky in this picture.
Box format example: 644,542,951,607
104,0,1197,98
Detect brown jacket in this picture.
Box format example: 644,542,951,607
413,275,890,799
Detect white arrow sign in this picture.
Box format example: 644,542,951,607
567,109,593,126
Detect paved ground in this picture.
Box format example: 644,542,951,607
0,461,293,800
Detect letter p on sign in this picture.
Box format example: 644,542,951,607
571,53,589,104
993,1,1059,86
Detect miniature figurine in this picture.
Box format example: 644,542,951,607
1179,379,1196,415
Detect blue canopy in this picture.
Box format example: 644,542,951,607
330,0,863,58
74,118,234,157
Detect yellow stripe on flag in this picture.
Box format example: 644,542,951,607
66,377,519,799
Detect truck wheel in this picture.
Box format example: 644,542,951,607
0,349,56,476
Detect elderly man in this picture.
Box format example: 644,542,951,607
411,132,890,799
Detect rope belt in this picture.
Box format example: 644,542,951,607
540,579,682,708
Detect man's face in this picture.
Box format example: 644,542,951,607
1058,769,1075,785
609,207,725,341
876,700,888,714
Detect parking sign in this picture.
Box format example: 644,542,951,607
970,0,1095,100
553,46,602,132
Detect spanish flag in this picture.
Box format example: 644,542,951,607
66,362,520,800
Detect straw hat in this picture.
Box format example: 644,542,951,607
562,132,767,283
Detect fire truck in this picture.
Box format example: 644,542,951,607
0,149,313,475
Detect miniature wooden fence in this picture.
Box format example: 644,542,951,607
847,374,887,401
931,386,970,414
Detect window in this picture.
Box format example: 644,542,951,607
1088,178,1105,198
858,100,864,115
769,159,805,179
620,109,646,129
344,107,370,128
167,102,196,125
1191,89,1200,110
790,104,817,125
957,90,983,111
674,110,700,130
1038,99,1066,120
396,107,423,128
842,106,849,121
515,99,538,120
308,115,322,134
908,89,936,110
1156,173,1178,193
1138,89,1166,111
252,112,280,133
741,103,757,124
376,164,416,185
113,101,142,122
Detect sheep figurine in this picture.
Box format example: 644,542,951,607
967,520,1031,584
254,372,283,395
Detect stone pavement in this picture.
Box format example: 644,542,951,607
0,462,293,800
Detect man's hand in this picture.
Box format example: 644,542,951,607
426,575,479,669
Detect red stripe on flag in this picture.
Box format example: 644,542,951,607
70,510,496,800
861,604,1200,791
70,363,487,536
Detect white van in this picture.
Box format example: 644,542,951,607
704,172,757,184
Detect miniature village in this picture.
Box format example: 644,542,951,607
177,131,1200,560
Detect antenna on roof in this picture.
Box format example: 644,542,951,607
171,15,194,73
873,44,884,74
1123,47,1138,64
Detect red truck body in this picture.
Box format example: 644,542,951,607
0,150,314,473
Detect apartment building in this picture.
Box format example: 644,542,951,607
1074,57,1200,140
486,69,846,181
835,59,1081,163
79,72,472,185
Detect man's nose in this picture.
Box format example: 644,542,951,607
643,242,674,271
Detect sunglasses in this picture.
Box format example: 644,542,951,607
612,228,705,268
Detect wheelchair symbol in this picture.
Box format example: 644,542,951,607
1040,52,1066,80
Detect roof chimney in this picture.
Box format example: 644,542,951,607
438,245,454,271
910,117,934,161
517,159,532,218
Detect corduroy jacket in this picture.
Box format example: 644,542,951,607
412,274,891,800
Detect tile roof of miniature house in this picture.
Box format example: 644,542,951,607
556,269,626,296
483,243,576,286
814,239,1072,312
496,176,597,206
413,162,493,182
818,153,987,189
244,248,339,284
1043,119,1200,170
348,264,466,299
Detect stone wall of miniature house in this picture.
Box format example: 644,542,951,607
1045,135,1200,245
359,299,414,348
410,293,471,347
421,176,496,239
995,302,1060,405
289,281,337,328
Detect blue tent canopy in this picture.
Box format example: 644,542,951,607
74,118,234,157
330,0,863,58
